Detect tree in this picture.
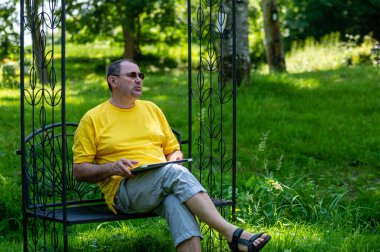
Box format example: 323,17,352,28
66,0,180,59
262,0,286,72
221,0,250,85
25,0,50,84
278,0,380,43
1,0,51,84
0,0,18,61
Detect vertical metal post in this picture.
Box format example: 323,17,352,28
20,0,28,251
61,0,68,251
232,0,237,221
187,0,193,166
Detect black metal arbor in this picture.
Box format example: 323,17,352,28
19,0,237,251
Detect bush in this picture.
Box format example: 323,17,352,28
1,60,19,88
341,34,375,66
285,32,378,73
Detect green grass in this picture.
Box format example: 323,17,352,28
1,50,379,250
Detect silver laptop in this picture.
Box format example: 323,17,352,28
131,158,193,174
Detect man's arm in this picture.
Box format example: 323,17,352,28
166,150,183,161
73,158,138,183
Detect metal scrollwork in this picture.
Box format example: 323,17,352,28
21,0,69,250
189,0,236,250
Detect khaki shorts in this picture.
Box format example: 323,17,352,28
114,164,206,247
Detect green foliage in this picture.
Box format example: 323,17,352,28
285,32,378,73
0,60,19,88
66,0,184,58
236,66,380,231
69,220,174,251
236,133,376,230
248,0,266,68
250,0,380,67
1,42,380,250
0,89,22,240
278,0,380,43
238,164,368,228
0,1,19,62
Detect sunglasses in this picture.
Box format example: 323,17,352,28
117,72,145,80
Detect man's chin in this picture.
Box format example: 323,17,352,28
133,92,142,98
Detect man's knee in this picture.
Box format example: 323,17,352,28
162,163,190,176
160,194,188,217
176,236,201,252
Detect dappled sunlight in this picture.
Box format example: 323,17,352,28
66,43,123,59
84,73,105,83
70,219,173,251
290,77,321,89
265,222,327,250
152,95,169,102
0,173,8,185
66,74,107,96
0,88,19,98
0,88,19,106
142,86,151,92
66,96,87,106
268,221,380,251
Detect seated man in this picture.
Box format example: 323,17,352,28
72,59,271,252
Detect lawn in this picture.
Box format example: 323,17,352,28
0,57,379,250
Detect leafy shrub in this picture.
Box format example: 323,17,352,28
341,34,374,66
1,60,19,88
285,32,378,73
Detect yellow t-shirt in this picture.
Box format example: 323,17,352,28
72,100,180,213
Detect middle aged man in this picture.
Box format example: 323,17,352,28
72,59,271,252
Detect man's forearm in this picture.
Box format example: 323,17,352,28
74,158,138,183
73,162,115,183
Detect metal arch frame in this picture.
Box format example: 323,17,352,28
20,0,237,250
187,0,237,249
187,0,237,215
20,0,68,250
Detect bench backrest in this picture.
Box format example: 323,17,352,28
23,122,183,210
24,123,102,210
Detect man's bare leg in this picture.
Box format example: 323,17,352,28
185,192,268,252
177,237,201,252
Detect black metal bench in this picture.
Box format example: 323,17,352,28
21,122,231,229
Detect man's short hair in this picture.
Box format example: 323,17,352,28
106,59,137,92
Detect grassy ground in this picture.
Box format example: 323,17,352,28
0,54,379,250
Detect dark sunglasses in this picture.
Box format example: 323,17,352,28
117,72,145,80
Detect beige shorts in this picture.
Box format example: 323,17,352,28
114,164,206,247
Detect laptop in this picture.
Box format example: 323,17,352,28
130,158,193,174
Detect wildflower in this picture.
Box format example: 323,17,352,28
272,180,283,191
267,178,283,191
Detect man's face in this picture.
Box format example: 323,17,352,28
113,61,143,99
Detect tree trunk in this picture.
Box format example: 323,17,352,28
122,25,135,59
26,0,50,84
122,15,142,60
221,0,250,86
262,0,286,72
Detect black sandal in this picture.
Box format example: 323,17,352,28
228,228,271,252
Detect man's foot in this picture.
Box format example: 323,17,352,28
228,228,271,252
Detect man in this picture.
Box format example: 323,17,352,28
73,59,271,252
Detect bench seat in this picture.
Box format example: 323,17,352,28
26,199,232,225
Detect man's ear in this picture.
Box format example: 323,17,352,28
108,75,117,89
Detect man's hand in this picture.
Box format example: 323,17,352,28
110,158,139,178
166,150,183,162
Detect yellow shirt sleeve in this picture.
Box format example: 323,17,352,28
73,114,98,164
